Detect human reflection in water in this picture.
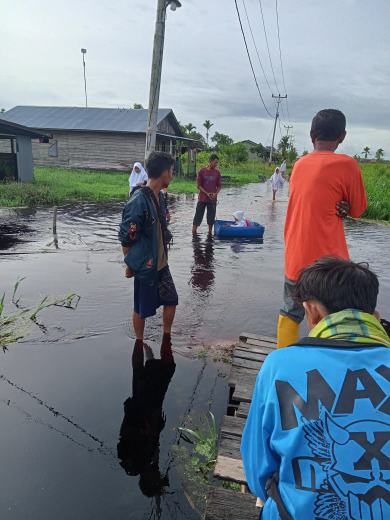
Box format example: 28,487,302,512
190,235,215,293
117,338,176,497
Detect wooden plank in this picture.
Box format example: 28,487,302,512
232,357,263,371
233,381,255,403
219,432,242,460
245,338,276,349
221,415,246,438
240,332,277,344
214,455,246,484
236,402,250,419
229,367,257,388
234,348,269,361
236,344,273,357
205,486,259,520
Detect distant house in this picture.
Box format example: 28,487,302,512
2,106,188,170
237,140,259,161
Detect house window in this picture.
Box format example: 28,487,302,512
48,140,58,157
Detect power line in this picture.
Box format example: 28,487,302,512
234,0,274,118
241,0,273,95
257,0,280,94
275,0,290,121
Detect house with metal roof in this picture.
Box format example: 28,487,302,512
2,106,187,171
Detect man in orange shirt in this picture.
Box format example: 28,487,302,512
278,109,367,348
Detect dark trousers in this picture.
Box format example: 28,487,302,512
193,201,217,227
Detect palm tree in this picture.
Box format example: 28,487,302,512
203,120,214,147
362,146,371,159
375,148,384,161
184,123,196,134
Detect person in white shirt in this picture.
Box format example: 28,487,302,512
129,162,148,196
270,167,285,201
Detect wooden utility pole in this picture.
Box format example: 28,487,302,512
144,0,182,163
269,94,287,164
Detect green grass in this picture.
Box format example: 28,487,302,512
0,162,388,221
359,164,390,221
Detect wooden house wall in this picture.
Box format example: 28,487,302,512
157,117,177,136
31,131,146,170
0,139,12,153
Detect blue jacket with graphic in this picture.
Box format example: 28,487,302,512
118,188,166,281
240,339,390,520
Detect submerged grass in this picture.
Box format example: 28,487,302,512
0,278,80,351
0,163,388,221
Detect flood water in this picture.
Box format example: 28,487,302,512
0,182,389,519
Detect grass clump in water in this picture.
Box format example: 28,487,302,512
0,277,80,351
173,411,218,514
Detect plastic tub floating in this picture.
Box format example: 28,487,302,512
214,220,265,239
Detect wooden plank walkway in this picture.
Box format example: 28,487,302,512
204,332,276,519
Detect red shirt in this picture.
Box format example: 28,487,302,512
197,167,221,202
284,151,367,281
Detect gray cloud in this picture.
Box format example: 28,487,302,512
1,0,389,156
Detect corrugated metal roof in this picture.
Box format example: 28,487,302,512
0,117,47,139
2,106,175,134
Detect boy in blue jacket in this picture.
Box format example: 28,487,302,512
241,257,390,520
119,152,178,345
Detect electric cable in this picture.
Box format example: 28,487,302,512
241,0,273,95
257,0,280,93
234,0,275,118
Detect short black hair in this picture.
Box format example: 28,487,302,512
310,109,346,141
146,151,174,179
209,153,219,162
294,257,379,314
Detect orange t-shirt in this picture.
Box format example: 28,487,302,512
284,151,367,281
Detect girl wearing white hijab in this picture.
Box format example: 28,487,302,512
232,210,247,227
129,162,148,196
270,167,285,201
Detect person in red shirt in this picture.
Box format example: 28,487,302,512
278,109,367,348
192,154,222,235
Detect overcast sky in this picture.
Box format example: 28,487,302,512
1,0,389,157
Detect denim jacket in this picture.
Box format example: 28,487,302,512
118,188,166,281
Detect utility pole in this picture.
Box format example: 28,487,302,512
284,124,293,138
81,48,88,108
144,0,182,163
269,93,287,164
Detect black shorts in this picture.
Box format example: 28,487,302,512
134,266,178,319
193,201,217,226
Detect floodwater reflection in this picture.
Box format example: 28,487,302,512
190,236,215,294
117,339,176,497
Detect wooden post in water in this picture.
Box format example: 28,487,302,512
53,206,59,249
53,206,57,234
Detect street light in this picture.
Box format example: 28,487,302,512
81,48,88,108
169,0,181,11
144,0,182,162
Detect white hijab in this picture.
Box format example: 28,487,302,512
129,162,148,189
232,210,246,227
